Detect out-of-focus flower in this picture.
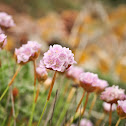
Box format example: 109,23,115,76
0,33,7,50
66,66,83,83
117,100,126,118
80,118,93,126
43,44,76,72
95,79,108,93
36,60,48,82
0,27,4,34
15,41,41,64
43,77,52,90
79,72,98,92
103,102,116,113
100,86,125,104
12,87,19,98
0,12,15,28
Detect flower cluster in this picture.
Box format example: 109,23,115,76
100,86,125,104
0,12,15,28
79,72,98,92
43,44,76,72
66,66,83,82
95,79,108,93
0,33,7,50
36,60,48,82
117,100,126,118
103,102,116,113
15,41,41,64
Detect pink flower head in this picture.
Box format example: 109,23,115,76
36,60,48,82
79,72,98,92
15,41,41,64
0,27,4,34
0,12,15,28
95,79,108,93
0,33,7,50
117,100,126,118
103,102,116,113
100,86,125,104
43,44,76,72
80,119,93,126
66,66,83,82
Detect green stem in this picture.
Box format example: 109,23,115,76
37,100,49,126
0,85,9,101
28,86,36,126
56,104,69,126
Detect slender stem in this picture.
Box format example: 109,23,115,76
28,86,36,126
33,61,36,86
28,61,37,126
76,90,85,112
0,85,9,101
81,92,89,116
47,71,57,101
9,65,21,86
37,100,49,126
115,118,121,126
0,65,21,101
88,93,97,115
109,104,112,126
35,84,41,103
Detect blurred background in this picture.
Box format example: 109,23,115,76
0,0,126,126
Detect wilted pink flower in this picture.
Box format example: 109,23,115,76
15,41,41,64
36,60,48,82
95,79,108,93
117,100,126,118
103,102,116,113
80,119,93,126
0,33,7,50
0,12,15,28
79,72,98,92
66,66,83,82
43,44,76,72
100,86,125,104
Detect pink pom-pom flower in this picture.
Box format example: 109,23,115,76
66,65,83,83
0,12,15,28
36,60,48,82
0,33,7,50
15,41,41,64
117,100,126,118
95,79,108,93
43,44,76,72
100,86,125,104
103,102,116,113
79,72,99,92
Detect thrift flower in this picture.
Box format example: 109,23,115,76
0,33,7,50
100,86,125,104
103,102,116,113
80,119,93,126
36,60,48,82
79,72,98,92
0,12,15,28
66,65,83,83
43,44,76,72
117,100,126,118
15,41,41,64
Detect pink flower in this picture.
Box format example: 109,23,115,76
66,66,83,81
117,100,126,113
103,102,116,112
100,86,125,104
0,33,7,50
36,60,48,82
95,79,108,93
15,41,41,64
0,12,15,28
79,72,98,92
0,27,4,34
43,44,76,72
80,119,93,126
